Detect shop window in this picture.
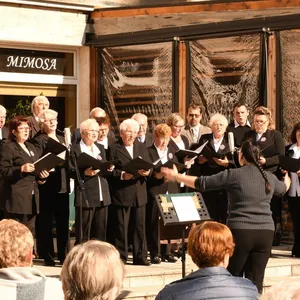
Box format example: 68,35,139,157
189,34,261,125
280,30,300,142
100,42,173,132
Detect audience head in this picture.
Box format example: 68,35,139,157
90,107,106,119
31,95,49,117
131,113,148,137
0,105,6,128
154,124,171,150
166,113,185,138
209,114,228,137
8,116,31,142
187,221,234,269
38,109,58,134
261,276,300,300
239,140,271,194
252,106,275,133
96,116,111,141
232,101,249,126
0,219,34,268
290,122,300,144
186,103,204,128
120,119,139,146
80,119,99,145
61,240,125,300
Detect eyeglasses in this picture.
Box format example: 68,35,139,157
254,120,268,125
44,118,57,123
85,129,99,134
173,125,185,129
124,131,137,136
18,127,31,132
188,114,200,118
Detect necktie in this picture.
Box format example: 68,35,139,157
192,128,197,143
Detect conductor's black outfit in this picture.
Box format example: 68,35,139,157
147,144,180,259
0,141,41,234
31,132,70,264
107,140,150,264
70,141,111,243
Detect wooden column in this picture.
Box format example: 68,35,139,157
178,41,187,116
267,32,277,124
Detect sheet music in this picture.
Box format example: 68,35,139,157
171,196,201,222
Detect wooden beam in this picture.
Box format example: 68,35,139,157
178,41,187,117
267,33,277,126
91,0,300,19
90,47,97,109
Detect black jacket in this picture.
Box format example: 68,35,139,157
243,129,285,173
0,141,41,214
70,142,111,208
107,139,150,207
30,132,70,194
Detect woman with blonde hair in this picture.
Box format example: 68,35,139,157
31,109,70,266
61,240,125,300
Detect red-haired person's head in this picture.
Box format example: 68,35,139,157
8,116,31,142
188,221,235,268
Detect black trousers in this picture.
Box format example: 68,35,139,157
146,197,172,257
5,196,37,236
228,229,273,293
75,204,108,244
111,204,147,262
202,189,228,224
36,192,69,262
288,195,300,257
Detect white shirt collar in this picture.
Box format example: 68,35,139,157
234,119,251,128
80,140,101,158
97,137,108,149
289,143,300,159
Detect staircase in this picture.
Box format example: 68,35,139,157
35,244,300,300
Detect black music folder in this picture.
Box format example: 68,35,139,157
279,155,300,173
46,137,67,155
76,152,119,171
200,142,226,160
175,140,209,158
122,156,154,176
33,152,65,175
260,144,278,158
154,160,186,173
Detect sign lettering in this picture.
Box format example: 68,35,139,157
0,48,72,76
6,56,58,71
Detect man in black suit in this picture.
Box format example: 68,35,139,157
227,101,251,148
27,96,50,139
0,105,8,142
131,113,154,148
108,119,151,265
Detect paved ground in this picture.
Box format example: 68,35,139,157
34,244,296,278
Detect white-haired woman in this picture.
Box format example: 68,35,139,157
107,118,151,265
61,240,125,300
30,109,70,266
70,119,113,245
192,113,231,224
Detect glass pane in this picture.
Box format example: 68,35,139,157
280,30,300,142
101,43,173,133
189,34,261,125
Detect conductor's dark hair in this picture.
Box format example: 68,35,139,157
241,140,271,194
290,122,300,144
